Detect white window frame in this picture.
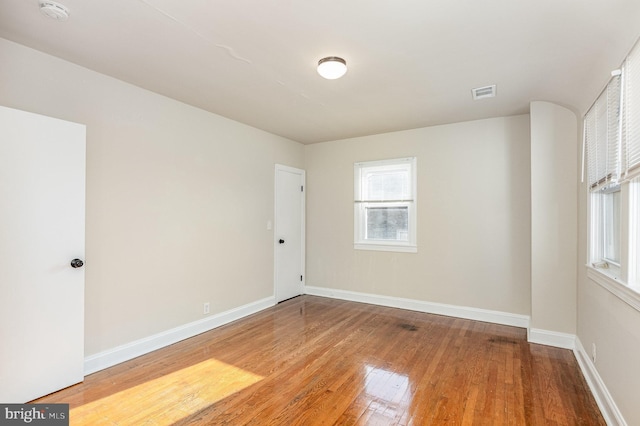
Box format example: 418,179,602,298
589,185,622,277
354,157,417,253
585,39,640,311
629,177,640,286
587,179,640,311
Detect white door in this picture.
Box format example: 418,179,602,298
0,105,86,403
274,165,305,302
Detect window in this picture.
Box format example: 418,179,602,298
630,177,640,286
590,185,621,271
602,187,621,264
354,157,417,252
585,39,640,292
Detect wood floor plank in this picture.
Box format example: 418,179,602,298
33,296,605,425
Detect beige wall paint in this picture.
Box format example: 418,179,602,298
0,38,304,355
305,116,532,315
578,278,640,425
530,101,577,334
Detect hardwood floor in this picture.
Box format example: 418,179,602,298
34,296,604,425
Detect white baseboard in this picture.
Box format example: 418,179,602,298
527,328,576,350
84,296,275,375
574,338,626,426
304,286,530,328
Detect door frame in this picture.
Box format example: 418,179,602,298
273,164,306,302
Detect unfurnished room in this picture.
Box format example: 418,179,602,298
1,0,640,425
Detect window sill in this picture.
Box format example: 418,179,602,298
354,243,417,253
586,265,640,312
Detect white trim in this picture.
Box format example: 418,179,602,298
304,286,529,328
587,265,640,312
84,296,275,375
629,177,640,286
353,243,417,253
527,328,575,350
574,338,627,426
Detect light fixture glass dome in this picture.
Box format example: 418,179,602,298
39,1,70,20
317,57,347,80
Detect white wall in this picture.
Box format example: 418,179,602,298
0,38,304,356
530,101,578,337
305,115,532,316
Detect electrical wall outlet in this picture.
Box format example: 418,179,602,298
592,343,597,364
203,302,210,315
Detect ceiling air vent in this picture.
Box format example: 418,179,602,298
472,85,496,100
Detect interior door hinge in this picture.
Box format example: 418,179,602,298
300,275,303,281
301,185,304,192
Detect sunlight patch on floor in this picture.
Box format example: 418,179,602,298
70,358,263,425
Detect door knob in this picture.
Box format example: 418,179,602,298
70,259,84,268
279,239,285,244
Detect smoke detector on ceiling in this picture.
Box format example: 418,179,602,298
39,1,69,20
472,85,497,100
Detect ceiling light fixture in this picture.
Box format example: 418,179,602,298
39,1,70,20
317,57,347,80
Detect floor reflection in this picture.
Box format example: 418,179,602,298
363,364,412,421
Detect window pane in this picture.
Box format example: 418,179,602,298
631,177,640,285
365,206,408,240
364,169,410,200
603,190,621,264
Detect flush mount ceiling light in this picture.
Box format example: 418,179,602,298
39,1,70,20
317,57,347,80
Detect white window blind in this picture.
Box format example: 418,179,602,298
585,75,621,190
623,41,640,179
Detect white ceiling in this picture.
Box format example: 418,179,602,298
1,0,639,144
